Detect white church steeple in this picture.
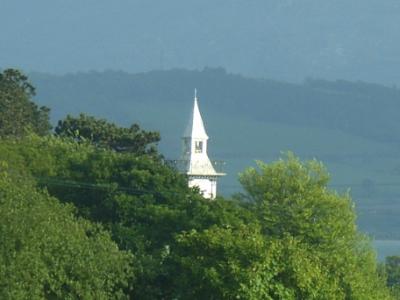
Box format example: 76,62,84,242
183,89,209,140
180,89,225,199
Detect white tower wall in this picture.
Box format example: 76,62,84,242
188,178,217,199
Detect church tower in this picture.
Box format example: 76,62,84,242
180,90,225,199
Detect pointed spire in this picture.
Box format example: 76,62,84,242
183,89,209,139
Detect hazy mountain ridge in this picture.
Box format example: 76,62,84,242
31,68,400,144
3,0,400,84
29,68,400,238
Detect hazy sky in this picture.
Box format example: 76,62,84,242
1,0,400,84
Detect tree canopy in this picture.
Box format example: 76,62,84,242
159,154,391,299
55,113,160,155
384,256,400,297
0,69,51,137
0,135,393,299
0,167,132,299
0,71,395,298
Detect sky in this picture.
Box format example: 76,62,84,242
1,0,400,84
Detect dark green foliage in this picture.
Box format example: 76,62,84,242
0,135,392,299
0,135,254,298
0,167,132,299
55,113,160,154
0,69,51,137
386,256,400,287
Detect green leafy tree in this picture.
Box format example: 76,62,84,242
237,154,391,299
0,134,255,299
0,69,51,137
0,134,392,299
149,153,392,299
238,153,355,246
121,196,255,299
169,224,342,299
386,256,400,287
55,113,160,154
0,135,188,298
385,256,400,297
0,167,133,299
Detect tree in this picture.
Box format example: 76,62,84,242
0,134,393,299
0,69,51,137
386,256,400,286
169,224,343,299
384,256,400,297
0,167,133,299
55,113,160,155
0,134,258,299
237,154,391,299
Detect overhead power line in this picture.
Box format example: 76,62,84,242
10,172,185,198
8,169,400,197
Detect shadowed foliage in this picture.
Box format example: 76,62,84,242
0,69,51,137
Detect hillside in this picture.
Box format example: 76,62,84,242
30,68,400,238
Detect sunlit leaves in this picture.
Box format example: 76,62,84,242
0,172,133,299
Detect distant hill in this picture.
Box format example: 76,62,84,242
4,1,400,84
30,68,400,238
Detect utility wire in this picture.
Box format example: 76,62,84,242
14,173,190,198
17,173,400,195
8,167,400,197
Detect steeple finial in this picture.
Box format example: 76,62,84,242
194,88,197,100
